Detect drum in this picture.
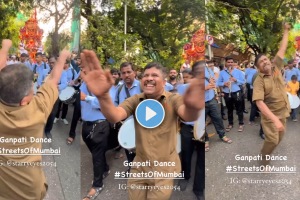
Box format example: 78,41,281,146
118,118,135,150
287,92,300,109
33,82,38,95
59,86,78,104
194,109,205,141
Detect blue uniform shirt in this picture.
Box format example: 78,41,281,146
80,82,116,121
37,69,68,92
285,68,299,82
115,79,142,105
21,61,33,71
217,68,245,93
165,82,174,92
245,68,257,84
205,66,215,102
32,62,50,75
65,66,79,83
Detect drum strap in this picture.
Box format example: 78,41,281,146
124,86,131,98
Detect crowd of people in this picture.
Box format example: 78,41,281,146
205,23,292,170
0,39,204,200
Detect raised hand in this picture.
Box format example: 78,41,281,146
80,50,114,98
0,39,12,70
183,62,205,110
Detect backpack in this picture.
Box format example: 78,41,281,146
33,62,47,74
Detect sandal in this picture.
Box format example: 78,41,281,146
66,137,74,145
238,125,244,132
225,125,233,132
221,136,233,144
205,141,209,152
82,186,104,200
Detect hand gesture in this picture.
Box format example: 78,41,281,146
183,62,205,110
0,39,12,70
80,50,114,98
283,22,291,31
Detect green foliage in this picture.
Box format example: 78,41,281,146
81,0,205,69
44,31,72,56
0,0,33,51
207,0,300,56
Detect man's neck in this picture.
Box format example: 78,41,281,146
169,79,177,85
37,61,42,65
125,82,133,88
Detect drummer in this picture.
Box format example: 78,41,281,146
286,75,299,121
44,57,68,139
80,50,203,200
54,60,79,125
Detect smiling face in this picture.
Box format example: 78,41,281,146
141,67,166,99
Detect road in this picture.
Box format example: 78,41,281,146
41,105,199,200
205,102,300,200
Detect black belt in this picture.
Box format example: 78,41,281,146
205,98,215,103
224,90,240,94
83,119,106,126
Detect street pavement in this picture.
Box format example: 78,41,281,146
42,106,81,200
205,102,300,200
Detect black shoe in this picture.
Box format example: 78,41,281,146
45,132,52,139
260,134,265,140
243,110,248,113
178,179,189,191
103,170,110,179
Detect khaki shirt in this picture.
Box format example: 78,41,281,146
0,82,58,200
253,56,290,119
120,91,183,173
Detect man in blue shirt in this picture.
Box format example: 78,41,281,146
115,62,142,171
217,56,245,132
19,53,32,70
44,57,68,139
80,81,116,200
205,62,232,151
33,52,50,84
55,60,79,125
285,59,299,82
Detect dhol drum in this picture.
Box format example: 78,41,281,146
287,92,300,109
118,117,136,151
59,86,78,104
194,109,205,141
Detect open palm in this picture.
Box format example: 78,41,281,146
80,50,113,97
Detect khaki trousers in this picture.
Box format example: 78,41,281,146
260,118,286,165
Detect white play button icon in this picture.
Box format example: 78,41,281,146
146,106,157,121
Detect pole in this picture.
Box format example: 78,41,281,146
205,0,212,59
124,0,127,52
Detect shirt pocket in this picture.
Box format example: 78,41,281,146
263,78,272,96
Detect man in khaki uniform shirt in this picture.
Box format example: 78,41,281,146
79,50,204,200
0,39,70,200
252,23,291,166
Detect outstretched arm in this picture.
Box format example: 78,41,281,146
80,50,128,123
276,23,291,60
0,40,12,71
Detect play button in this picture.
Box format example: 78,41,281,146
135,99,165,128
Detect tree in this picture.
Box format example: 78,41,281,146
0,0,33,49
35,0,74,56
207,0,300,56
81,0,205,69
44,31,72,57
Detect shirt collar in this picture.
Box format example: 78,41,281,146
138,91,167,102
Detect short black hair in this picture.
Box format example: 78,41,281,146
182,68,192,75
291,75,297,80
206,60,214,64
225,56,234,62
288,59,294,65
255,53,265,66
120,62,134,71
35,52,43,57
110,68,119,75
143,62,167,78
